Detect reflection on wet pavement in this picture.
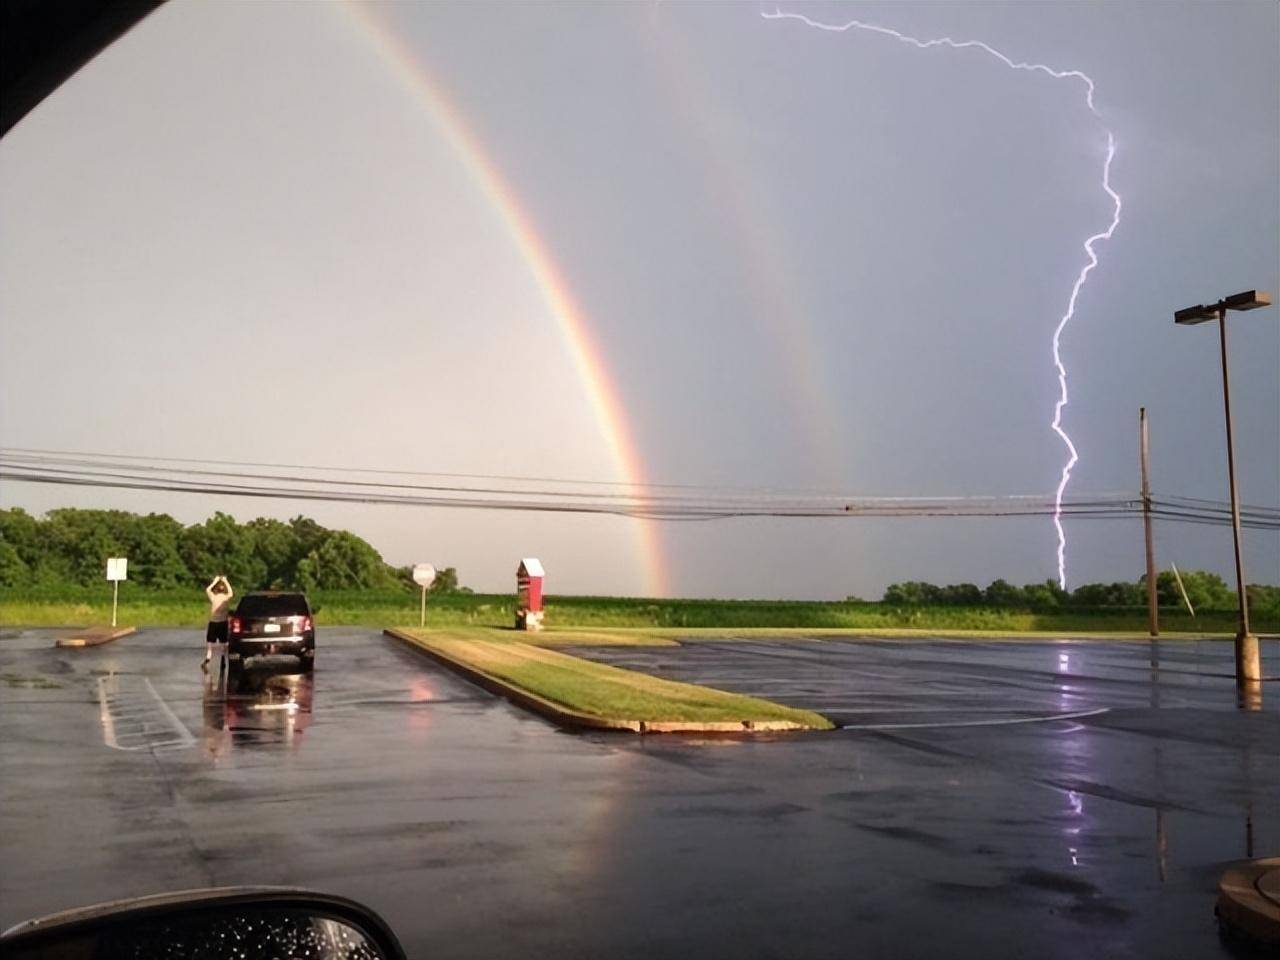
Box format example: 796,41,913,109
203,661,315,755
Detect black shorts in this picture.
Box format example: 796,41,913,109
206,621,228,644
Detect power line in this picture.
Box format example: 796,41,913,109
0,450,1128,507
2,447,1277,528
0,444,798,494
0,447,1158,507
0,463,1133,518
4,459,1276,528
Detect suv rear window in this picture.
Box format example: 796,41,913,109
236,593,310,617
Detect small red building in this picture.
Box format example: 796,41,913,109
515,558,545,631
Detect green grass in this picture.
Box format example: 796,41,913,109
526,628,679,647
530,626,1249,643
397,628,832,728
2,586,1273,636
0,588,516,629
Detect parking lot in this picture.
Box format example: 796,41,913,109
2,628,1277,959
573,636,1280,727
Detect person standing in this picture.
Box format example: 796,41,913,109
204,575,233,671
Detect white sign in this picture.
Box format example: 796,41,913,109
106,557,128,582
412,563,437,588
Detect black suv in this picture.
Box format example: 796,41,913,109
227,592,315,671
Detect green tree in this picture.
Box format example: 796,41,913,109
1070,581,1144,607
296,531,395,591
1247,584,1280,619
247,518,304,588
40,509,133,584
0,508,41,568
1023,579,1067,609
939,583,983,605
180,512,267,589
1155,569,1234,610
430,566,464,594
289,516,328,559
883,582,942,605
984,579,1026,607
0,540,29,587
129,513,189,587
395,565,466,594
0,508,440,594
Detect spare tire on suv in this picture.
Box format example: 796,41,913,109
226,591,315,672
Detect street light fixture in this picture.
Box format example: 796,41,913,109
1175,290,1271,324
1174,289,1272,689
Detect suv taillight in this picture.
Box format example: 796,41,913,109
297,615,312,632
229,617,242,634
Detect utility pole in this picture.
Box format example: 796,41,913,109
1139,408,1158,637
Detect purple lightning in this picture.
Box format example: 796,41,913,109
763,9,1123,589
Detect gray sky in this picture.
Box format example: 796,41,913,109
1,0,1277,598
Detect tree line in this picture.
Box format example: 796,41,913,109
879,573,1280,615
0,508,465,594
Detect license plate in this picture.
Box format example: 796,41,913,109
263,623,281,634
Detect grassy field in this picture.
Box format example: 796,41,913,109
395,627,833,728
3,586,1273,637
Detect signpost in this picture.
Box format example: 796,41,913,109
412,564,436,628
105,557,128,628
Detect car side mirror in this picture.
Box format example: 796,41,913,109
0,887,406,960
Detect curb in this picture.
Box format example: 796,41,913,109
383,628,815,734
55,626,136,648
1216,858,1280,948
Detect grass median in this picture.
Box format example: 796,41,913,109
393,627,834,730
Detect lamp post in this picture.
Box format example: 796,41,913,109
1174,290,1272,687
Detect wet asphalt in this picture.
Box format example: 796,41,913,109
1,627,1277,960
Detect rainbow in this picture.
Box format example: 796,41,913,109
641,18,847,481
342,3,666,596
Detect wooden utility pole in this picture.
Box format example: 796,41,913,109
1140,408,1158,637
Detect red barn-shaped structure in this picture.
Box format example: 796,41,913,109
516,558,545,631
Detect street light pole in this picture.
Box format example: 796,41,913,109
1214,304,1255,680
1174,290,1271,689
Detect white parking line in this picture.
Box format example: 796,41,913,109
841,706,1111,731
97,675,195,752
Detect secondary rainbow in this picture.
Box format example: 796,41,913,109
642,18,848,481
343,3,666,596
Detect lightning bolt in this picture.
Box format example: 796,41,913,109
763,9,1122,589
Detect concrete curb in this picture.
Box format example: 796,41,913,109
383,629,816,734
1216,858,1280,948
55,626,136,648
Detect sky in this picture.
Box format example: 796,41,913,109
1,0,1277,599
